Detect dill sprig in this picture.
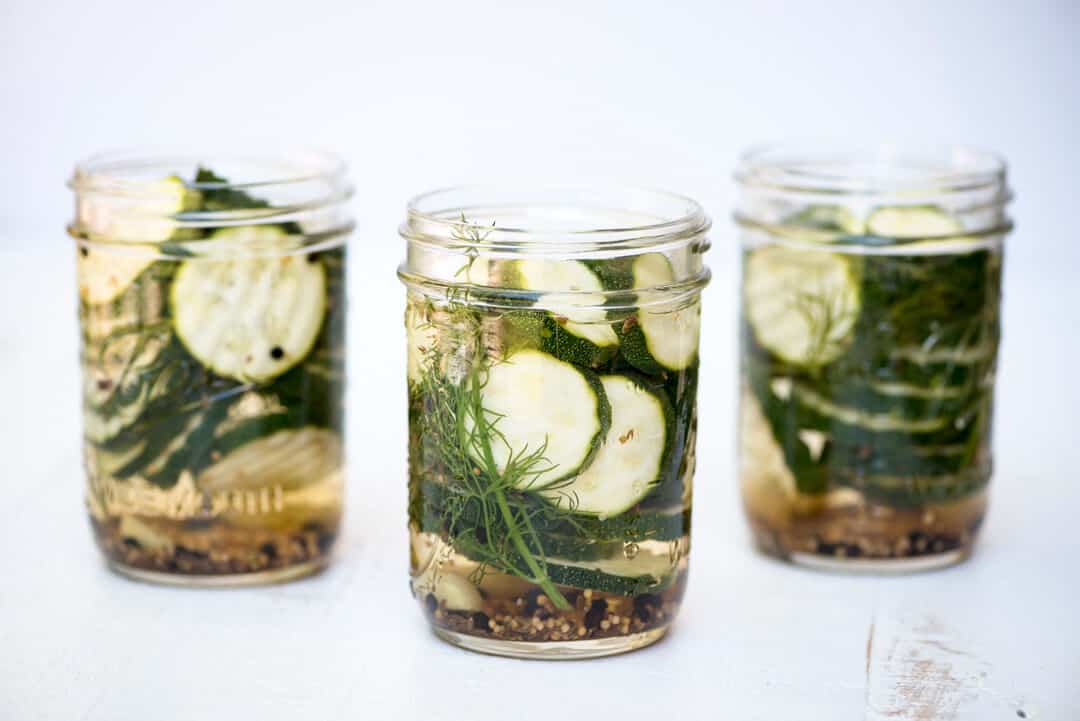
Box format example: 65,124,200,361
410,214,593,609
414,278,594,609
418,349,578,609
450,212,495,283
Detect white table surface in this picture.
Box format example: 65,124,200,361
0,234,1075,721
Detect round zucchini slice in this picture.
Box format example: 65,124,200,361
77,248,159,306
744,245,860,368
504,259,619,363
866,205,963,239
171,227,326,383
543,374,670,519
76,176,197,305
782,204,864,243
619,253,701,373
467,349,610,487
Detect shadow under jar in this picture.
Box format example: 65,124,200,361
69,150,352,586
398,186,711,658
735,144,1012,571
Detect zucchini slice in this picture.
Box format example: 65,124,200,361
77,248,160,306
77,176,197,304
545,564,662,597
619,254,701,373
504,259,619,365
545,546,678,596
414,253,492,286
744,245,861,367
417,479,688,542
82,330,172,443
171,227,326,383
540,535,627,561
79,175,193,244
542,374,670,519
783,204,864,242
584,257,635,291
468,349,610,486
865,205,963,239
197,426,342,493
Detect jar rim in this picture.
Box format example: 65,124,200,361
69,148,349,196
735,142,1008,196
68,148,354,255
402,184,711,254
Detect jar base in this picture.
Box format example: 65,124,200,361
431,625,669,660
783,547,970,573
106,557,328,588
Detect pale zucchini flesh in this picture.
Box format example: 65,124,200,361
505,259,618,349
744,245,861,368
467,349,607,486
77,248,160,306
781,204,865,243
76,176,197,304
543,374,668,519
625,253,701,372
866,205,964,239
197,426,342,494
171,227,326,383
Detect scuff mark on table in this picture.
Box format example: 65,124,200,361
865,612,991,720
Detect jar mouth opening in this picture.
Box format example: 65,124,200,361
69,148,353,226
402,185,710,254
70,148,348,194
735,143,1008,196
68,149,354,254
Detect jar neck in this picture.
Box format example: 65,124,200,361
399,185,712,299
734,144,1012,245
68,150,353,257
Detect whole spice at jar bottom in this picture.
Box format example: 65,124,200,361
92,516,335,575
423,572,687,643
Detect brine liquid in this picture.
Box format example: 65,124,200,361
740,384,989,566
410,531,689,645
79,246,346,582
406,292,697,647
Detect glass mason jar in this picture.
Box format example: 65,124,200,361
735,145,1011,571
399,186,711,658
69,150,351,585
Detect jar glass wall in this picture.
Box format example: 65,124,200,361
735,145,1011,571
70,150,352,585
399,186,710,658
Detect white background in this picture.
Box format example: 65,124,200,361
1,2,1077,719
